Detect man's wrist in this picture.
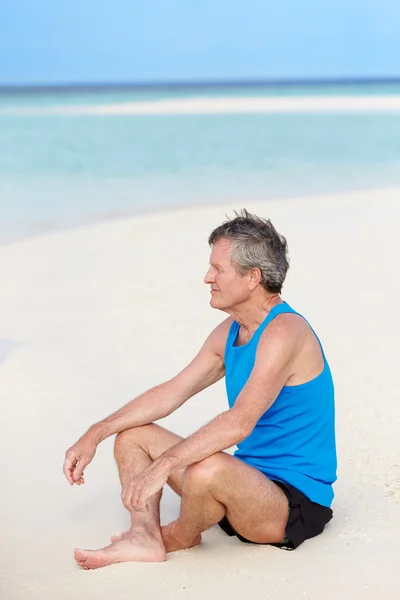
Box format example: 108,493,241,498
155,453,180,475
87,423,107,445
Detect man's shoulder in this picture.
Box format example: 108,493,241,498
257,311,310,355
265,310,310,337
212,316,234,338
207,317,234,356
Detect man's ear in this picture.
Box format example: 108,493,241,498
248,268,262,290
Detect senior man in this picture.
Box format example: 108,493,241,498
64,210,337,569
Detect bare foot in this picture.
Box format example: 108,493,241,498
74,527,166,570
161,521,201,553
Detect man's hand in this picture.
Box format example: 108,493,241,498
121,462,170,512
63,434,98,486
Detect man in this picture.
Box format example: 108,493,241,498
64,210,337,570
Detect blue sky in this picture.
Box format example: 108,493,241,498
0,1,399,85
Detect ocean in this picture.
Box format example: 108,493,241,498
1,82,400,243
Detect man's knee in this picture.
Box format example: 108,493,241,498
114,423,156,458
182,454,227,493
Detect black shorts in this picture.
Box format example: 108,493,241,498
218,479,333,550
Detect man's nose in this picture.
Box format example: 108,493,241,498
204,267,215,284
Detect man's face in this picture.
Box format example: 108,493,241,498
204,239,251,311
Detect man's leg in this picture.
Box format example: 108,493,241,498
74,424,186,569
162,452,289,552
74,424,289,568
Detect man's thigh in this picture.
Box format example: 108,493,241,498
193,453,289,544
137,424,288,543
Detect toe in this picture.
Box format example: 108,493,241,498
110,530,128,542
74,548,87,563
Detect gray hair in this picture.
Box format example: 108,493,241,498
208,209,289,293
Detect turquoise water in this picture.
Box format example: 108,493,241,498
1,84,400,242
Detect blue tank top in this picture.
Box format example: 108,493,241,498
224,302,337,508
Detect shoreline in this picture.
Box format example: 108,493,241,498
2,94,400,115
1,183,400,248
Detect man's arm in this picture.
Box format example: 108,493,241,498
90,322,229,444
63,318,230,485
125,314,299,509
161,315,298,466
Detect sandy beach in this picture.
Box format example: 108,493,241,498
1,189,399,599
3,95,400,115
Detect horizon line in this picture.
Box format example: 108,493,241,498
1,76,400,94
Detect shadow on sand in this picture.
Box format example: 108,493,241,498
0,338,22,366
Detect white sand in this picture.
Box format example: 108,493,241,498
0,189,399,599
3,95,400,115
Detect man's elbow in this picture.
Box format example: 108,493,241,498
229,410,255,442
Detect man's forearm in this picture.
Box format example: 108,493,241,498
155,409,250,473
88,381,184,444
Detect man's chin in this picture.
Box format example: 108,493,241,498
210,297,219,309
210,297,227,312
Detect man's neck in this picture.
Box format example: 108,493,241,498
228,293,282,333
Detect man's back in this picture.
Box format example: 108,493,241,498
223,302,337,508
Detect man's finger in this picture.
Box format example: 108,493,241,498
121,490,128,511
134,500,147,513
126,494,133,511
73,460,86,481
63,457,76,485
